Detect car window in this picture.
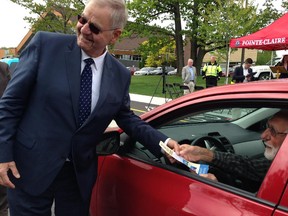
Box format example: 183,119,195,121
125,106,281,195
169,108,258,125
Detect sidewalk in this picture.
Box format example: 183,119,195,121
108,93,169,127
129,93,169,106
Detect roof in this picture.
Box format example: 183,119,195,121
230,13,288,50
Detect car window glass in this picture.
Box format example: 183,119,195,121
129,107,281,195
169,108,258,126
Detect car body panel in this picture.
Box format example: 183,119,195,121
258,135,288,203
90,79,288,216
91,155,275,216
273,184,288,216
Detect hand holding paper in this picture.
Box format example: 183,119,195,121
159,141,209,175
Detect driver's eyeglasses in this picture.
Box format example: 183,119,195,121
77,15,117,34
266,123,288,137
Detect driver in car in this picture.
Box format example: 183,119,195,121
179,110,288,191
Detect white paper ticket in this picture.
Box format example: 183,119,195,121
159,141,209,174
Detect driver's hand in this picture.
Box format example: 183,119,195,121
0,161,20,188
180,144,214,163
200,173,218,182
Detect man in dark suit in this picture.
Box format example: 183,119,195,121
0,62,10,216
0,0,180,215
232,58,254,83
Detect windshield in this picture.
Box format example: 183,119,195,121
171,108,258,125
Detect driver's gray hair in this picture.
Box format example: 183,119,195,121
272,109,288,123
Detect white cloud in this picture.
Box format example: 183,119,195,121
0,0,31,48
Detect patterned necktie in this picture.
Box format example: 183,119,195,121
78,58,94,127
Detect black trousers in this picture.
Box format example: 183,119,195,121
8,162,89,216
0,185,8,216
205,76,218,88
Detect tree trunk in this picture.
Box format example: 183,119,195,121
173,3,184,75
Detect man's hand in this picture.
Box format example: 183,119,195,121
167,139,180,155
0,161,20,188
179,144,214,163
200,173,218,181
164,139,181,163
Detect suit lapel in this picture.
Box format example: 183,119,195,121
89,54,114,118
65,40,82,125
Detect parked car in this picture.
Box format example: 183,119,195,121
90,80,288,216
134,67,156,75
150,67,163,75
167,68,177,75
151,66,175,75
126,66,139,76
250,65,275,80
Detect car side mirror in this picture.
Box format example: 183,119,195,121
96,131,120,156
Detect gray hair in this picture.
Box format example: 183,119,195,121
87,0,128,29
272,109,288,122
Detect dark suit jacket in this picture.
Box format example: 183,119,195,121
232,66,254,83
0,32,167,202
0,62,10,96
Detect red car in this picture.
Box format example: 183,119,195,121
90,79,288,216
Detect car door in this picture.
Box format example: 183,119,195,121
273,184,288,216
91,145,280,216
91,100,287,216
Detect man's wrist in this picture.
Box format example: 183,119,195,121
200,148,214,162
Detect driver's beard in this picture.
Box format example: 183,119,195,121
264,146,279,160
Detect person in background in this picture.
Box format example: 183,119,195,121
0,0,181,215
0,61,11,216
182,59,197,95
202,56,222,88
232,58,254,83
276,55,288,78
179,110,288,192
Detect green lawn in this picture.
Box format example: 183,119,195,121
129,75,230,97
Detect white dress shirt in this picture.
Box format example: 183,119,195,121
243,65,249,82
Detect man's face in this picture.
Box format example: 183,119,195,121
188,60,193,67
261,116,288,160
211,57,216,63
244,62,252,69
76,3,122,57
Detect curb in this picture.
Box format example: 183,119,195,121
108,93,169,127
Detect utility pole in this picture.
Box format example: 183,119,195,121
241,0,248,64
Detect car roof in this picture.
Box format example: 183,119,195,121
140,79,288,120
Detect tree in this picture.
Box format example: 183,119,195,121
127,0,284,76
138,40,176,67
126,0,186,74
9,0,85,34
256,50,277,65
184,0,263,74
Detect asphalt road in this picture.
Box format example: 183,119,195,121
130,100,160,116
